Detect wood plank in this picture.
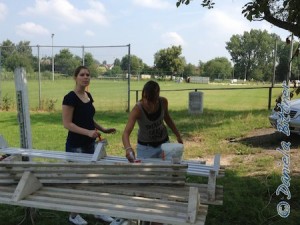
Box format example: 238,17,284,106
0,161,187,169
22,189,198,225
0,148,223,180
0,184,208,225
213,154,221,174
207,170,216,201
0,162,187,185
187,187,199,223
11,171,43,202
92,141,106,162
37,187,187,211
70,183,223,206
0,166,187,174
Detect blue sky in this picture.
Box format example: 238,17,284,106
0,0,290,66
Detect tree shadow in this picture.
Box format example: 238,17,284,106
235,130,300,150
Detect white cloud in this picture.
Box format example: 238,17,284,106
132,0,173,9
83,0,109,26
0,3,8,21
202,9,246,38
161,32,186,46
16,22,49,37
21,0,108,26
85,30,95,37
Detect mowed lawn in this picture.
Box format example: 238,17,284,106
0,78,299,225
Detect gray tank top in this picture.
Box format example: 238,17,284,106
137,98,169,146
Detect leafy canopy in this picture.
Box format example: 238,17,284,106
176,0,300,37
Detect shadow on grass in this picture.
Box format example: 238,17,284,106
236,130,300,150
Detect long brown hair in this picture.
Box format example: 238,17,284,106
142,80,160,103
73,65,89,78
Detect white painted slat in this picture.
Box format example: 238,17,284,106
0,185,207,225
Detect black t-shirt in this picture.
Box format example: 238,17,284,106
62,91,96,147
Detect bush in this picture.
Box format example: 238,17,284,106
39,98,58,112
0,94,13,111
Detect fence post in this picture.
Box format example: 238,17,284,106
14,67,32,161
268,87,272,110
136,91,138,103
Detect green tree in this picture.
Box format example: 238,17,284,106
110,65,123,76
0,40,15,69
55,49,81,76
40,56,52,72
183,63,198,78
276,39,300,82
176,0,300,38
97,66,107,76
2,40,34,73
198,60,205,76
154,45,185,79
226,29,278,81
84,52,99,77
113,58,121,67
120,54,144,75
5,52,33,73
202,57,232,80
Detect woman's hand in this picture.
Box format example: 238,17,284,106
125,148,136,163
104,128,116,134
87,129,100,138
177,135,183,144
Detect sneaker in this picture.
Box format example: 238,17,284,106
94,214,114,222
69,214,88,225
110,218,126,225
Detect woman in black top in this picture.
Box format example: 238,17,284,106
62,65,116,225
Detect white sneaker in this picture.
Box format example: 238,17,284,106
69,214,88,225
94,214,114,222
110,218,126,225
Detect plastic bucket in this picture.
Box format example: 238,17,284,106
161,143,184,163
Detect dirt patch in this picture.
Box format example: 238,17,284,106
196,128,300,173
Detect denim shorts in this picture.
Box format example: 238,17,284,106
65,141,95,154
136,143,163,159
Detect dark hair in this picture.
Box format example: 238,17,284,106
142,80,160,103
74,65,89,77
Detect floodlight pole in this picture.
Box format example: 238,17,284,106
82,45,85,66
127,44,131,112
51,33,55,81
37,45,42,109
0,46,2,99
287,33,294,84
272,39,277,87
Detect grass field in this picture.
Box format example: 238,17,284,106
0,78,299,225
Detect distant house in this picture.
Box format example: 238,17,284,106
40,58,51,65
189,76,210,84
104,64,114,70
141,74,151,79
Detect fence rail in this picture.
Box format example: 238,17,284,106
132,86,283,110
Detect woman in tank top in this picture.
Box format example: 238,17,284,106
122,80,183,225
122,80,183,162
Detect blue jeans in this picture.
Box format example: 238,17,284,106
136,143,163,159
65,141,95,154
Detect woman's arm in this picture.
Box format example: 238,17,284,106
162,97,183,144
94,121,116,134
122,105,140,161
